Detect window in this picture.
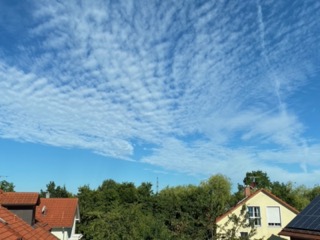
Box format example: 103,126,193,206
267,206,281,227
240,232,248,239
248,206,261,227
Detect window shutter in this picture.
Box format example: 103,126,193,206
267,207,281,225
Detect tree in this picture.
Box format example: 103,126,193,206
271,181,310,211
306,185,320,202
40,181,73,198
0,180,15,192
242,170,271,189
77,181,172,239
233,171,272,203
200,174,232,239
79,203,172,240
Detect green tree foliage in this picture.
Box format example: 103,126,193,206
78,180,172,239
236,171,314,211
307,185,320,201
200,174,233,239
270,181,312,211
40,181,73,198
8,172,320,238
80,203,172,240
0,180,15,192
242,170,271,189
28,172,320,238
77,175,232,239
156,184,208,239
233,170,272,204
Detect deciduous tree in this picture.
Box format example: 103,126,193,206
0,180,15,192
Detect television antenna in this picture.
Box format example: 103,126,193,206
249,176,260,188
249,176,260,182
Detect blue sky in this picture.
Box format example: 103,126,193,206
1,0,320,193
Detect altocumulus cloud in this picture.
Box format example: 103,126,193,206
1,0,320,184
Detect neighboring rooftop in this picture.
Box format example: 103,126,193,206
36,198,79,228
0,205,58,240
0,191,40,206
280,195,320,239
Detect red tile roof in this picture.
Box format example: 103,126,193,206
34,218,52,232
0,205,58,240
216,188,299,223
36,198,79,228
0,192,40,206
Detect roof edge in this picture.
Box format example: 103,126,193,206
280,228,320,239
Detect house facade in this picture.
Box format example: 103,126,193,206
216,188,299,240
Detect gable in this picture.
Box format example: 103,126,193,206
216,189,298,239
217,189,298,223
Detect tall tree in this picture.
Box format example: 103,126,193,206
242,170,271,189
0,180,15,192
200,174,232,239
40,181,73,198
233,170,272,203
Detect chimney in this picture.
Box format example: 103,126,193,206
244,186,251,198
46,192,50,198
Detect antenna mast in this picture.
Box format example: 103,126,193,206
156,177,159,194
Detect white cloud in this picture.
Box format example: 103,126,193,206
0,0,319,186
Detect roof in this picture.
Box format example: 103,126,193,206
0,205,58,240
280,195,320,239
34,219,52,232
0,192,40,206
279,227,320,239
216,188,299,223
36,198,79,228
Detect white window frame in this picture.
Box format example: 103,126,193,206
248,206,261,227
266,206,281,227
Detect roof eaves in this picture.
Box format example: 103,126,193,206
280,228,320,239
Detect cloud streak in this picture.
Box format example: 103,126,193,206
0,0,319,185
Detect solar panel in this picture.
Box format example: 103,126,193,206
287,195,320,231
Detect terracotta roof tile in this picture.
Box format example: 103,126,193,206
34,218,52,232
36,198,79,228
0,205,58,240
0,192,40,206
216,188,299,223
0,222,21,240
